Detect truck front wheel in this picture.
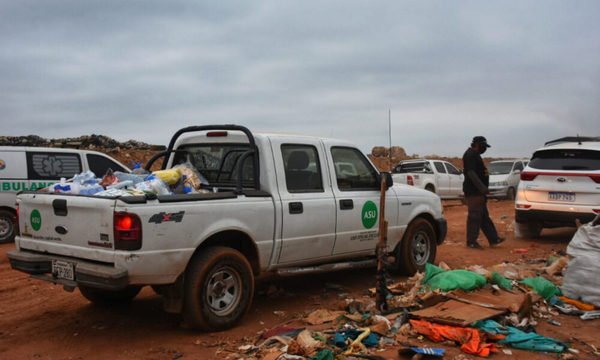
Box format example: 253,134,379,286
396,218,437,275
79,285,141,305
183,246,254,331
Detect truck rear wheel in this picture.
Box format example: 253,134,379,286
183,246,254,331
424,184,435,193
79,285,141,305
396,218,436,275
0,210,16,244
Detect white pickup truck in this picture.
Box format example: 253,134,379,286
8,125,446,330
391,159,464,199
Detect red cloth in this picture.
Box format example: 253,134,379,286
410,319,498,357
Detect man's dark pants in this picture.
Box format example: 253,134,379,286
465,195,499,245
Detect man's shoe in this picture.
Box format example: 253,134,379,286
490,237,506,247
467,242,484,249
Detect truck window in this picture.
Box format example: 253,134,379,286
175,144,254,187
331,147,378,191
445,163,461,175
86,154,129,177
434,162,447,173
394,161,432,173
26,152,82,180
281,145,323,193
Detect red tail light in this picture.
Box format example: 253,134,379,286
593,209,600,214
15,204,19,233
207,131,228,137
516,204,531,209
520,172,538,181
590,175,600,184
114,212,142,250
407,175,414,186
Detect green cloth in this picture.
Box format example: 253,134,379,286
310,349,334,360
472,320,567,353
520,276,560,300
422,263,487,292
490,272,513,290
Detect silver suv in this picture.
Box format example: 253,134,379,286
514,136,600,237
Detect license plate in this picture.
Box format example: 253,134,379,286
52,260,74,281
548,192,575,202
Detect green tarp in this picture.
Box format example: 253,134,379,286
422,263,487,292
520,276,560,300
472,320,567,353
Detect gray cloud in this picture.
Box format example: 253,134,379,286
1,1,598,158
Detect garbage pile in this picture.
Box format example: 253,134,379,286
42,161,211,197
227,222,600,360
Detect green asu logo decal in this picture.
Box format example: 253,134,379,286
361,201,378,229
30,209,42,231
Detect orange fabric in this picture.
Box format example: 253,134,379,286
558,296,596,311
410,319,498,357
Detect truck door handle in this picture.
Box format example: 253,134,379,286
339,199,354,210
52,199,68,216
289,202,303,214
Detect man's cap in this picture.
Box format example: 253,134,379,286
472,136,491,147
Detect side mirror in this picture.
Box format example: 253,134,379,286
379,172,393,190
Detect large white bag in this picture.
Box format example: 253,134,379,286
562,215,600,306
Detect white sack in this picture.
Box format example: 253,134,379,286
562,215,600,306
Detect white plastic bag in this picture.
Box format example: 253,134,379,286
562,215,600,306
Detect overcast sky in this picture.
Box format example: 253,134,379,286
1,1,598,157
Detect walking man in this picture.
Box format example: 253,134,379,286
463,136,506,249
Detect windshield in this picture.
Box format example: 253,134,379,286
173,143,255,187
488,162,513,175
528,149,600,171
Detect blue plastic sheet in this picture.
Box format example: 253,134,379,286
472,320,567,353
334,329,380,348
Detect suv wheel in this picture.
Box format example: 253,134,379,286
514,222,542,238
506,187,516,200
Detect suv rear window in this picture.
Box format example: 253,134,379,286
528,149,600,171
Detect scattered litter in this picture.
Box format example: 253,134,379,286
410,319,497,357
411,299,505,326
473,320,568,353
422,263,487,292
273,311,286,317
502,349,513,355
305,309,345,325
512,248,529,254
398,346,445,358
547,319,562,326
580,310,600,320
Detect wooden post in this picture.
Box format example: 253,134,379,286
375,174,389,312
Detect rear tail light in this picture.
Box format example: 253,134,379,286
407,175,414,186
520,172,538,181
207,131,228,137
593,209,600,214
590,175,600,184
516,204,532,209
114,212,142,250
15,204,19,233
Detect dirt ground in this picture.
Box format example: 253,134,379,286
1,199,598,360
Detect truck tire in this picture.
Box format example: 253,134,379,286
0,210,16,244
514,221,542,238
183,246,254,331
396,218,437,275
506,187,516,200
79,286,142,305
424,184,435,193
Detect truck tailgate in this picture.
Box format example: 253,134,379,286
17,193,117,262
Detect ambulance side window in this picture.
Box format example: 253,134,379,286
26,152,82,180
87,154,129,177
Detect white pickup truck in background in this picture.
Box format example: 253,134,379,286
8,125,446,331
392,159,464,199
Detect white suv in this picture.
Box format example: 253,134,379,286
488,159,529,200
514,137,600,237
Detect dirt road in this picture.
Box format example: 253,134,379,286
1,200,598,359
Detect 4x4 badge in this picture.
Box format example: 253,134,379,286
556,177,567,183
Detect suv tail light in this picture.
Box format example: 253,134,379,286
520,172,538,181
114,212,142,250
407,175,414,186
590,175,600,184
